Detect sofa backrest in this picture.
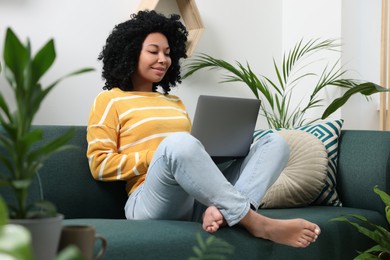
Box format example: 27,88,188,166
1,126,389,220
0,125,128,219
337,130,390,214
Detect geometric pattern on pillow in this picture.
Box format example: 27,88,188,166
260,130,328,208
254,119,344,206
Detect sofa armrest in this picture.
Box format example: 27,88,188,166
337,130,390,214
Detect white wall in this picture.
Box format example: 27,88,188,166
281,0,342,123
341,0,382,130
175,0,283,129
0,0,140,126
0,0,383,130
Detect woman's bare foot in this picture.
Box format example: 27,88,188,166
240,210,321,248
202,207,320,248
202,206,226,233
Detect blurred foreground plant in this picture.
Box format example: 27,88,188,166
331,186,390,259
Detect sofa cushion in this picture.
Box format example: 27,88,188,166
260,130,328,208
254,119,344,206
63,206,385,260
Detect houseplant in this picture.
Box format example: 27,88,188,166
0,196,84,260
183,38,387,128
331,186,390,259
0,27,93,259
0,196,33,260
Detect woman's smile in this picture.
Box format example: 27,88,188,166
152,66,167,76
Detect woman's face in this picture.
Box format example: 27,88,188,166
132,32,172,91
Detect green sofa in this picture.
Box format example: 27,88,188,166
1,125,389,259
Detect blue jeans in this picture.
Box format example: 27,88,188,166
124,132,289,226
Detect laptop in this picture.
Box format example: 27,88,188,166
191,95,261,159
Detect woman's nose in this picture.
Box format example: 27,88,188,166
158,52,167,64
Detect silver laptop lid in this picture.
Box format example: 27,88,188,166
191,95,261,158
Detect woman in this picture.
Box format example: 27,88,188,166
87,10,320,248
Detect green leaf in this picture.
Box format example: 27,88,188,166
360,244,390,256
3,28,29,87
27,200,57,218
189,233,234,260
40,67,94,102
331,214,390,249
28,128,76,162
192,246,203,258
10,179,32,190
56,245,85,260
22,128,43,150
373,186,390,225
0,94,11,123
0,197,8,226
321,82,388,119
355,251,381,260
31,39,56,85
0,154,15,177
273,58,284,91
374,186,390,208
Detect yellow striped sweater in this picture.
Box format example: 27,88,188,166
87,89,191,195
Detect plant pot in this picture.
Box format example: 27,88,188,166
10,214,64,260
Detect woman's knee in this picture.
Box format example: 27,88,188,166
271,133,289,150
160,132,204,158
254,133,290,160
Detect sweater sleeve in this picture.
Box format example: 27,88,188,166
86,93,154,183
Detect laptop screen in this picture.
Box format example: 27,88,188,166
191,95,261,158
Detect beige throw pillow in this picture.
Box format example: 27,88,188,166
260,130,328,208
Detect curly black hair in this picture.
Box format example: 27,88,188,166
98,10,188,94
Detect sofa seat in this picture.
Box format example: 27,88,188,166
64,206,386,260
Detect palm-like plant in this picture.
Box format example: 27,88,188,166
331,186,390,259
0,28,94,219
183,38,387,128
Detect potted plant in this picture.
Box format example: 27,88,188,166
0,28,93,260
183,38,388,128
331,186,390,259
0,196,84,260
0,196,34,259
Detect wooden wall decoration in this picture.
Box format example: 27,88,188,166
136,0,204,57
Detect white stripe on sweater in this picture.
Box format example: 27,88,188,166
99,153,112,180
119,132,175,152
123,116,188,133
117,154,127,180
132,152,140,176
88,138,116,146
96,95,182,126
119,106,187,121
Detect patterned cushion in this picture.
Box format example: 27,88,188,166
254,119,344,206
